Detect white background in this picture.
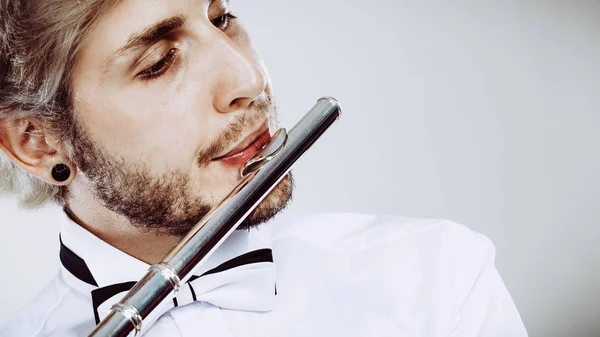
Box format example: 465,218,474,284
1,1,599,336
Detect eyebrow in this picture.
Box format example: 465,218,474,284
104,15,186,69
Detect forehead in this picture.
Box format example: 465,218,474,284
83,0,195,55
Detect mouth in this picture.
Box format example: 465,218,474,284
213,122,271,166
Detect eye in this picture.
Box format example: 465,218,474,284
211,13,237,31
138,48,178,81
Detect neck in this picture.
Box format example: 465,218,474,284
66,183,181,265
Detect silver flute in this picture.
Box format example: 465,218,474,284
89,97,342,337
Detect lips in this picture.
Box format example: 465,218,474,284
214,125,271,166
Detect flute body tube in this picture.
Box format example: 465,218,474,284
89,97,342,337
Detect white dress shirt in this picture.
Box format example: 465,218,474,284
0,211,528,337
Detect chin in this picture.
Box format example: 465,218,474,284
236,172,294,230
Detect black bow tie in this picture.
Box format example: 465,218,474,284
60,240,277,334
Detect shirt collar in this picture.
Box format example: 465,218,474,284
59,211,273,291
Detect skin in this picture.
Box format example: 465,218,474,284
0,0,293,264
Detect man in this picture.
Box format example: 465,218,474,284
0,0,527,336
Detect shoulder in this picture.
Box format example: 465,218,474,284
270,211,497,299
0,270,95,337
270,212,502,321
270,211,494,258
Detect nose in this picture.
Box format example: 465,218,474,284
211,35,267,113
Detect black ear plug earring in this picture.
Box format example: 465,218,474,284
51,164,71,182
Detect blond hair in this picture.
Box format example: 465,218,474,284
0,0,120,208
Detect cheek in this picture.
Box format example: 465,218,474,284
75,83,214,173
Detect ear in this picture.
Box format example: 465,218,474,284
0,118,76,186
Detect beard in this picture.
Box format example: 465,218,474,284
67,97,294,236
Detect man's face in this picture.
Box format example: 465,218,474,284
68,0,293,235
